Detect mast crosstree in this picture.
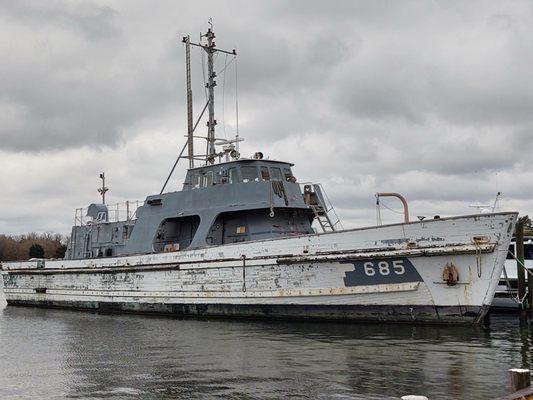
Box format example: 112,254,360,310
185,25,237,165
160,24,240,194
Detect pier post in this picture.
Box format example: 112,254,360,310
516,218,527,316
508,368,531,393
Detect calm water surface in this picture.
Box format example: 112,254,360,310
0,291,531,400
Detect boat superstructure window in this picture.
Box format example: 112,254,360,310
201,171,214,187
241,166,259,183
190,173,201,189
283,168,295,182
228,167,239,184
260,166,270,181
270,167,283,181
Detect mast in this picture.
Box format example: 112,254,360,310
160,25,239,192
186,24,236,165
98,172,109,222
184,35,194,169
98,172,108,205
205,28,216,164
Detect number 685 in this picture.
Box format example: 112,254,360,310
363,260,405,276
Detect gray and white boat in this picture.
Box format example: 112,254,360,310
0,27,518,324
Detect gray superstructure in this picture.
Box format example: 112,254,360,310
67,159,317,259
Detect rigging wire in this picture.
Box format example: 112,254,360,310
222,54,228,138
235,56,240,152
217,56,236,74
378,199,405,215
375,196,382,226
201,48,208,101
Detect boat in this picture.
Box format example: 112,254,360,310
0,26,518,324
491,237,533,312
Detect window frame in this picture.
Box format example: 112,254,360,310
241,166,259,183
228,167,239,184
270,167,283,181
201,171,214,188
260,166,271,181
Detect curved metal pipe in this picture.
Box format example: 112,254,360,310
376,192,409,224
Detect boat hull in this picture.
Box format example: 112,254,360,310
5,299,484,324
1,212,517,324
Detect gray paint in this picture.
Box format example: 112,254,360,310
66,159,315,259
342,257,423,286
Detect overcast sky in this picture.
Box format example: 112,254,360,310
1,0,533,235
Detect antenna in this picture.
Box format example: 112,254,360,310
188,23,236,164
98,172,108,205
492,191,502,212
235,56,240,153
160,24,239,193
184,35,194,169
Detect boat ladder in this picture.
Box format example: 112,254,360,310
303,184,343,232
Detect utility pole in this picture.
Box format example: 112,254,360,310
516,218,527,319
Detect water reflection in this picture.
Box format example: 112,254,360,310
0,293,531,400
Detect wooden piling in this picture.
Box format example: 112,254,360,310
516,219,527,314
529,259,533,315
509,368,531,393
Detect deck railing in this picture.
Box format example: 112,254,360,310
73,200,143,226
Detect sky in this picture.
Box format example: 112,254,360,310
1,0,533,235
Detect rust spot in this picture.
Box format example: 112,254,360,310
442,263,459,286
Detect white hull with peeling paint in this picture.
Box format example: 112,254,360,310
1,212,517,324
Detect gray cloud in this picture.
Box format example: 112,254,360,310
1,0,119,40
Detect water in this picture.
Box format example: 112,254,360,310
0,291,531,400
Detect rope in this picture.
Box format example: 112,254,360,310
502,264,526,305
379,199,405,215
507,249,533,279
242,255,247,292
504,249,533,305
269,181,275,218
474,243,482,278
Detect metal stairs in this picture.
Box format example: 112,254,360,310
303,184,343,232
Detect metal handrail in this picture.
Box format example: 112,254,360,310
73,199,143,226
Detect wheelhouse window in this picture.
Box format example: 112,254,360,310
260,166,270,181
201,171,213,187
270,167,283,181
228,167,239,184
191,173,200,189
241,166,258,183
283,168,295,182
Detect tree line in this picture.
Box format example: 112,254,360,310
0,233,68,261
